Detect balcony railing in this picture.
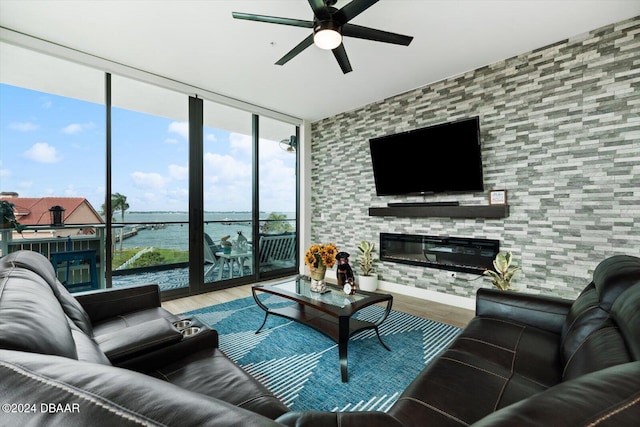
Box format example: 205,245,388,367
1,225,105,290
2,217,297,293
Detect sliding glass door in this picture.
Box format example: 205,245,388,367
201,100,254,288
110,76,190,293
257,117,298,278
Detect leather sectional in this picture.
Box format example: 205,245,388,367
1,250,638,426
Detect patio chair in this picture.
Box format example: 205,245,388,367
204,233,219,279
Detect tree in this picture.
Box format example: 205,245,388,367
260,212,293,234
111,193,129,253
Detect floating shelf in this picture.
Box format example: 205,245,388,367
368,205,509,219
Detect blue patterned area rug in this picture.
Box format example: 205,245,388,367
183,294,461,412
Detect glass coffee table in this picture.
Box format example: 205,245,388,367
252,276,393,382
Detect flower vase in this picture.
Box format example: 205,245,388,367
309,265,327,292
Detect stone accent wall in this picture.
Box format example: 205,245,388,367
310,17,639,300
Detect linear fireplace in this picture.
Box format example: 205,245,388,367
380,233,499,274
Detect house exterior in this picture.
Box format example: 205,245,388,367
0,193,104,239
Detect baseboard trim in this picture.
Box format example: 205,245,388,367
377,280,476,311
306,269,476,311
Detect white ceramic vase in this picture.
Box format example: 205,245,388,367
358,274,378,292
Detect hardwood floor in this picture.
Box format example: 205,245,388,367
162,277,475,328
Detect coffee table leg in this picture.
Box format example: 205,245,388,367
252,287,270,334
339,316,349,382
256,312,269,334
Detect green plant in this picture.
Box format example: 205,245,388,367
1,200,25,233
260,212,293,234
357,240,376,276
483,251,520,290
130,251,165,268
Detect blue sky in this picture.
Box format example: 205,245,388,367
0,83,296,213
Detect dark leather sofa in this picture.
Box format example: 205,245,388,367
0,250,288,425
1,250,639,426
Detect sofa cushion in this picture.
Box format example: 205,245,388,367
470,361,640,427
593,255,640,310
389,315,561,426
0,265,78,360
68,320,111,364
149,347,290,420
451,317,562,388
611,282,640,360
559,256,639,380
0,349,283,427
1,250,94,335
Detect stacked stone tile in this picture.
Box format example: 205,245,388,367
310,17,639,299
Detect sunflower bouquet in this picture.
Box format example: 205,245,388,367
304,243,338,269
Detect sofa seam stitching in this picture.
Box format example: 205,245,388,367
0,361,161,426
394,396,469,426
439,356,509,380
585,392,640,426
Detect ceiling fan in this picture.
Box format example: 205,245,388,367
232,0,413,74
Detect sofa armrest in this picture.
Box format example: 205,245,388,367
115,325,219,372
94,318,183,363
74,284,161,323
277,411,404,427
476,288,573,334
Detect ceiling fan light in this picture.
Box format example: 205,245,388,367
313,21,342,50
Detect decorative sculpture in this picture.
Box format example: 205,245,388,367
336,251,354,287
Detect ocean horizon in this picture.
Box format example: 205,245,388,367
116,211,295,251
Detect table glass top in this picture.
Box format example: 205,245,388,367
273,278,367,308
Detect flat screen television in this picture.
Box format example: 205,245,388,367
369,116,484,196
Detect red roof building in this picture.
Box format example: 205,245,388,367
2,196,104,226
0,194,104,238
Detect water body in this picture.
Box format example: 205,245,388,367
117,211,294,251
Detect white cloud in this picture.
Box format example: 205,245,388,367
165,138,180,144
206,133,217,142
64,185,78,197
203,152,251,184
130,171,166,189
0,168,10,178
169,164,188,180
168,121,189,140
259,157,296,212
229,133,252,155
259,137,293,161
61,122,95,134
23,142,62,163
18,181,33,190
9,122,39,131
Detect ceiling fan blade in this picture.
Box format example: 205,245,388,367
343,23,413,46
275,34,315,65
332,44,353,74
334,0,379,24
232,12,313,28
307,0,331,21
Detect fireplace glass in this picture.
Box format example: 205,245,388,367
380,233,499,274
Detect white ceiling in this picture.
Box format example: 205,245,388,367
1,1,639,122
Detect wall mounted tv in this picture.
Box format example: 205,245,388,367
369,116,484,196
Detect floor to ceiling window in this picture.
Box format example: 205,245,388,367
0,42,106,288
202,100,254,286
257,116,298,277
110,75,191,292
1,35,301,298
